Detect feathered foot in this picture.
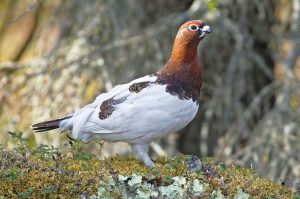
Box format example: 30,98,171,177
132,143,155,167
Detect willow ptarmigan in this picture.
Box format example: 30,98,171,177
32,20,211,167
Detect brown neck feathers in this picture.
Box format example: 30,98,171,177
156,38,202,103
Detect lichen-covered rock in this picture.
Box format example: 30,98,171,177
185,155,202,173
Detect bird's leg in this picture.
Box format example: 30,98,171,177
131,143,155,167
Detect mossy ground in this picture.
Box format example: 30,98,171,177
0,138,295,198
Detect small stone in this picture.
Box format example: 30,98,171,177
65,170,74,177
202,165,220,178
81,191,87,199
185,156,202,173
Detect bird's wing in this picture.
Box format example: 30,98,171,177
70,75,158,137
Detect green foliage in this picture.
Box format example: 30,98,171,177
1,167,22,181
72,140,95,161
31,144,58,160
218,162,227,172
8,131,26,144
42,185,58,196
8,131,27,152
17,187,35,199
207,0,218,11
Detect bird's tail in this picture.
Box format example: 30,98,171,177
32,116,72,132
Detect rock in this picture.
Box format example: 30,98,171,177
185,156,202,173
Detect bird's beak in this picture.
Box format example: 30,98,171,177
202,25,211,34
199,25,211,38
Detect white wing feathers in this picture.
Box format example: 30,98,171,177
59,74,198,144
64,75,158,139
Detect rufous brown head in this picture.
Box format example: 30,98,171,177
168,20,211,63
175,20,211,45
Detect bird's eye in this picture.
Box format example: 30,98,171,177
188,25,199,31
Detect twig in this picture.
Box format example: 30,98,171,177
8,0,39,25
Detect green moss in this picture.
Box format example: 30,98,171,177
0,144,294,198
1,167,22,181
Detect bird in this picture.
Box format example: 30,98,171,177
32,20,211,167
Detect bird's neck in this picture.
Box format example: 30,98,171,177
159,39,200,76
170,40,199,65
156,40,202,103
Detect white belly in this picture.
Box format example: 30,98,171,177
90,84,199,144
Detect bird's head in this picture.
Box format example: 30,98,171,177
175,20,211,44
166,20,211,66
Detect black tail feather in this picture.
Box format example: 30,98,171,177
32,116,71,132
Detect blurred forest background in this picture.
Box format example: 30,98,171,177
0,0,299,191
